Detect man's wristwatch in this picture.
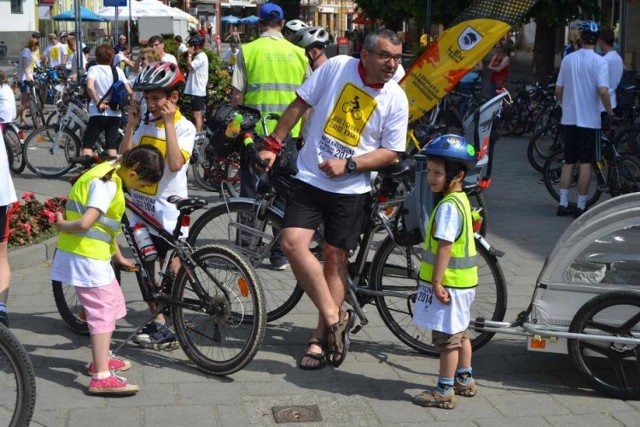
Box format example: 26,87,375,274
345,157,357,174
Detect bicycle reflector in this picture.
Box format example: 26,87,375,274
238,277,249,297
180,216,191,227
479,177,492,190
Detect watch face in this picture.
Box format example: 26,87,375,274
347,158,357,173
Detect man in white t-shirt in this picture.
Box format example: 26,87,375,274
555,21,614,218
43,33,68,69
148,35,177,65
184,34,209,132
258,29,409,370
598,27,624,110
222,41,239,66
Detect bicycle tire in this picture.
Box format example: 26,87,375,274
614,125,640,158
369,236,507,356
542,150,601,208
469,192,488,237
527,125,561,173
192,159,217,192
171,244,266,375
610,155,640,197
187,201,306,322
495,102,519,137
568,291,640,399
51,280,90,335
27,96,44,130
23,125,80,178
4,127,25,174
0,324,37,427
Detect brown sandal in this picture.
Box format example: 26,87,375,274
326,309,355,368
298,337,327,370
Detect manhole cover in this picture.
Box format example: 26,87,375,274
272,404,322,423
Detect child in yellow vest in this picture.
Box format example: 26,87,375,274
412,134,479,410
52,146,164,395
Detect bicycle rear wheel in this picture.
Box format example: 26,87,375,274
172,244,265,375
0,324,37,427
369,236,507,357
3,127,25,174
527,125,561,173
542,150,601,208
188,201,308,322
610,156,640,197
23,125,80,178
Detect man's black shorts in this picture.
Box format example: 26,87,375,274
83,115,122,151
561,125,601,164
190,95,207,112
282,179,368,251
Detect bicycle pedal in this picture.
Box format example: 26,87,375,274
121,265,139,273
351,324,363,335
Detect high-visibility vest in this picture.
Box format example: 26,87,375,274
419,192,478,288
242,36,307,136
56,161,124,261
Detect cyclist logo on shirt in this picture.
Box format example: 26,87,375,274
324,83,377,147
50,47,59,61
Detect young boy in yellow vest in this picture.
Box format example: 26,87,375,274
119,62,196,350
52,145,164,395
412,134,479,409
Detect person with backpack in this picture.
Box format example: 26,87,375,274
83,44,133,158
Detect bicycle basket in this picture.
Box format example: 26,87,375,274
205,104,262,156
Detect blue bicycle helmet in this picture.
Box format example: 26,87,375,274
422,134,477,176
576,20,600,44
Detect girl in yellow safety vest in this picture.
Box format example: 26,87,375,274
52,145,164,396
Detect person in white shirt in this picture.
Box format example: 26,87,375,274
185,34,209,132
112,44,135,76
0,126,17,327
0,71,17,123
83,44,133,158
43,33,68,69
65,33,86,71
17,38,39,129
223,41,240,66
174,35,187,54
598,27,624,110
555,21,613,218
258,29,409,370
148,35,177,65
69,46,90,81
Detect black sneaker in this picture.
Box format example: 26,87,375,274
573,207,587,218
0,311,8,328
556,205,573,217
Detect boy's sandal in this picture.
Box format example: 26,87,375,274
298,337,327,370
326,309,355,368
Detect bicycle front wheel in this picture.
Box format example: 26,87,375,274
527,125,561,173
172,244,266,376
3,127,25,174
369,236,507,356
23,125,80,178
0,324,37,427
188,201,307,322
542,150,601,208
610,156,640,197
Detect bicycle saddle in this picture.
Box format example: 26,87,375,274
167,196,208,211
378,158,415,179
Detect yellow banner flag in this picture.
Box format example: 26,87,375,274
400,18,511,123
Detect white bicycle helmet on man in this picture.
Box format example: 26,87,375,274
283,19,308,41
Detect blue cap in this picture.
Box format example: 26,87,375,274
260,3,284,21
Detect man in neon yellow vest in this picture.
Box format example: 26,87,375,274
230,2,308,269
412,134,478,410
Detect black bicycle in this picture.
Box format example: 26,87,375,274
0,323,37,427
52,157,266,375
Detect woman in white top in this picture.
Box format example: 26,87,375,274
0,129,17,326
0,71,17,123
83,44,132,157
17,38,39,129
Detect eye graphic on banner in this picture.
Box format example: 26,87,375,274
458,27,483,51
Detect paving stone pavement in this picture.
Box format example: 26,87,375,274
7,132,640,426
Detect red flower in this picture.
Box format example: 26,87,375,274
40,210,56,223
21,192,35,201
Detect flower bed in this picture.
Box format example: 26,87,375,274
8,193,66,248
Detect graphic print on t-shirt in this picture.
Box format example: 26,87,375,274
323,83,377,147
50,47,59,60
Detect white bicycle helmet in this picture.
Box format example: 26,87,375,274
576,20,600,44
292,26,329,50
284,19,308,34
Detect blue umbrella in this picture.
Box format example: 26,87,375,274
221,15,241,25
52,6,109,22
239,15,259,25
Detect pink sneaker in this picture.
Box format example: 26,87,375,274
88,373,139,395
86,354,132,376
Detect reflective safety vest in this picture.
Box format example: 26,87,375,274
419,192,478,288
242,36,307,136
56,161,124,261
